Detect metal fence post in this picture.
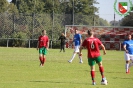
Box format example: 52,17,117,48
29,39,31,48
7,39,9,47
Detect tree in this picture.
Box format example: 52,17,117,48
96,18,110,26
11,0,45,13
0,0,9,13
120,12,133,26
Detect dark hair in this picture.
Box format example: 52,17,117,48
87,29,93,35
74,27,78,31
42,30,46,32
126,33,132,36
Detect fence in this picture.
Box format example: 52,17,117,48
65,25,133,50
0,12,131,49
0,13,69,48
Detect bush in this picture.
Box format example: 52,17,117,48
11,32,29,47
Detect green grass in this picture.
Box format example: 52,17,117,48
0,47,132,88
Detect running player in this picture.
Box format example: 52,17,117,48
123,34,133,74
68,28,83,63
37,30,49,66
79,29,107,85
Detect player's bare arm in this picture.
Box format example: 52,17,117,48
80,38,82,46
47,41,49,50
70,38,74,45
123,45,128,53
79,46,83,55
37,41,39,50
101,44,106,55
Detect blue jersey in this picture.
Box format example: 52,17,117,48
73,34,81,46
123,40,133,55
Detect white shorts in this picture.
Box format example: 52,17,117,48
74,46,80,53
124,52,133,61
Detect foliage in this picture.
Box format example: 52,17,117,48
98,18,110,26
0,0,109,44
0,0,18,13
0,0,9,13
11,0,45,13
11,32,28,47
120,12,133,26
110,20,120,26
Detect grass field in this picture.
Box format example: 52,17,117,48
0,47,133,88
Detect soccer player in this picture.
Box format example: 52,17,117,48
79,29,107,85
37,30,49,67
68,28,83,63
123,34,133,74
58,33,66,52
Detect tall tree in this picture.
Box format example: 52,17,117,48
0,0,9,13
11,0,99,14
11,0,45,13
120,12,133,26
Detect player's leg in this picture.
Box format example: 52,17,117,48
41,47,47,66
39,47,44,66
68,46,77,63
77,52,83,63
77,46,83,63
42,55,46,65
96,56,105,79
62,43,65,52
88,58,96,85
60,43,63,52
125,53,130,73
96,56,107,84
39,54,43,66
129,55,133,68
68,52,76,63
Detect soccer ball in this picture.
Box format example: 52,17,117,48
101,80,108,85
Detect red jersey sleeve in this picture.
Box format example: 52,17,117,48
38,36,41,41
97,38,102,46
82,39,87,47
46,36,49,47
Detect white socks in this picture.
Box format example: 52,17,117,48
69,53,83,63
79,55,83,62
69,53,76,62
125,64,129,72
129,62,133,67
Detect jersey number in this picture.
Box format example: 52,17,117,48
91,41,95,49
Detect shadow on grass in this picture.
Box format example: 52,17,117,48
105,71,123,73
113,77,133,79
29,80,89,85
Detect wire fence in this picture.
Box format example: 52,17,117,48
0,12,125,48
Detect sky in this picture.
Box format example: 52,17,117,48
95,0,132,22
7,0,132,22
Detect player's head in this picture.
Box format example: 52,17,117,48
42,30,46,35
75,29,78,34
126,33,132,40
87,29,94,36
61,33,64,36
